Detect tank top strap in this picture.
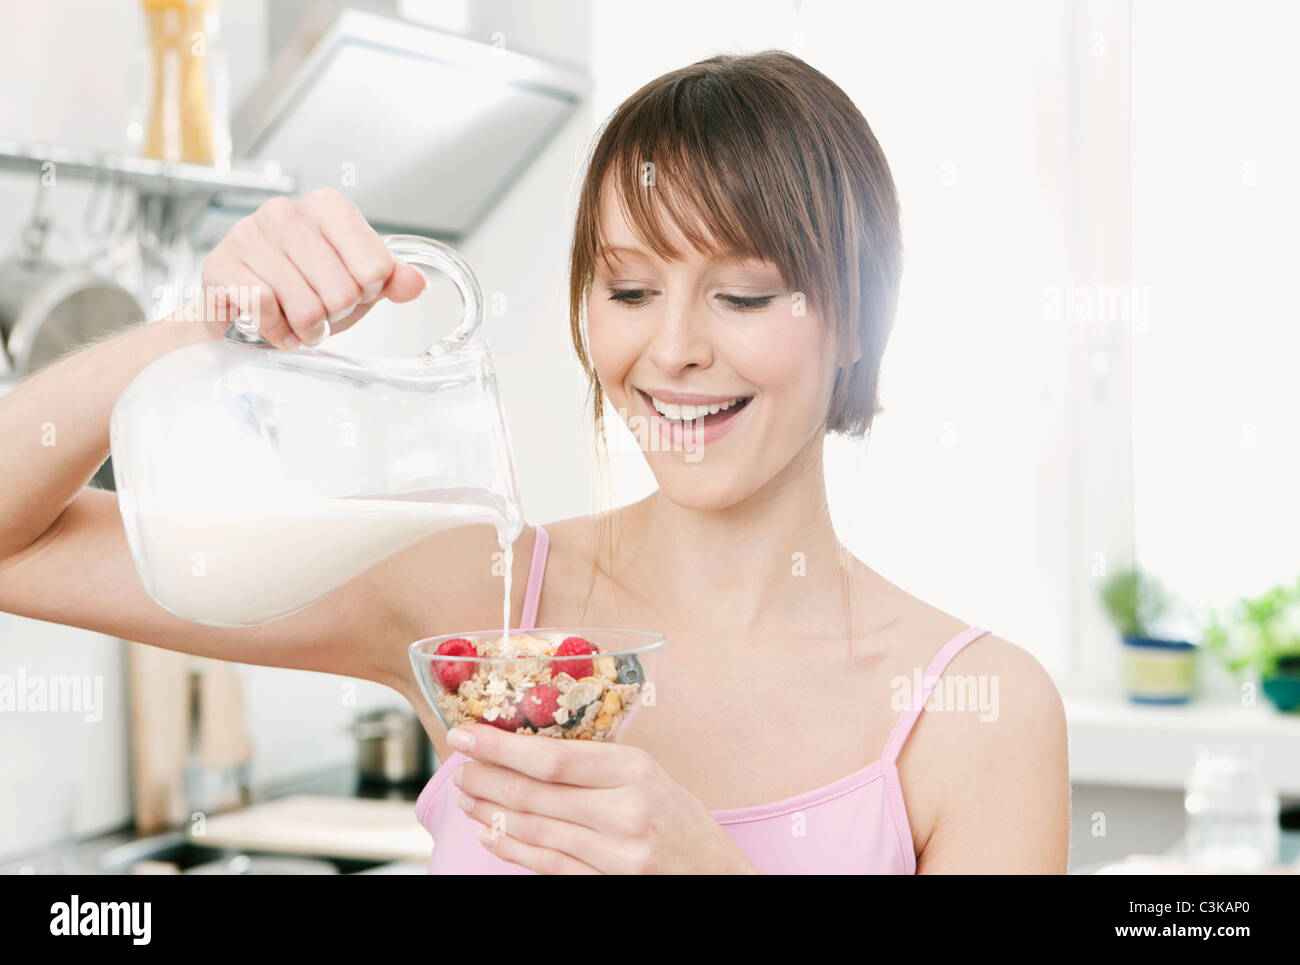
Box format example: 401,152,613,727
519,524,550,630
881,625,991,766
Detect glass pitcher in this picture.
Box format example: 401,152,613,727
110,234,524,627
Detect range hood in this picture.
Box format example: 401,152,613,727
233,7,588,239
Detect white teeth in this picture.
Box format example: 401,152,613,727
649,393,744,422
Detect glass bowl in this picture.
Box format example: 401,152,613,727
408,628,664,740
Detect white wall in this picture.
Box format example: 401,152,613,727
1129,0,1300,618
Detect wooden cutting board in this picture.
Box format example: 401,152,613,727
125,643,189,833
192,794,432,863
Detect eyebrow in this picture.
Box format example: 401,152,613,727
596,244,773,270
597,245,653,263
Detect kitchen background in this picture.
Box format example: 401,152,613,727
1,0,1297,874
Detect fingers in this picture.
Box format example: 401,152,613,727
300,188,427,329
449,723,632,788
236,219,332,346
475,824,600,875
456,792,603,871
303,188,395,304
383,261,427,303
200,256,295,349
458,792,601,875
253,196,361,343
200,188,430,346
454,759,612,830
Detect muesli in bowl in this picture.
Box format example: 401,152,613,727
409,628,664,741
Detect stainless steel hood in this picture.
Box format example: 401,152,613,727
232,7,588,239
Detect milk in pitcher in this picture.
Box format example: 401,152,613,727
133,493,506,627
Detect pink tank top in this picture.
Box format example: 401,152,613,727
415,525,991,874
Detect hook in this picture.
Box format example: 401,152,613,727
19,172,51,264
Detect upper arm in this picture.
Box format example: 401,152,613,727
0,488,530,695
909,636,1071,874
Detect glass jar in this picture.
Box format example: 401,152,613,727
1183,744,1279,871
132,0,231,167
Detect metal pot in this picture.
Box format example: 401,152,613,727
350,708,430,785
0,219,144,377
0,218,145,491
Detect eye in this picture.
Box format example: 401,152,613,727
607,288,652,306
717,294,777,312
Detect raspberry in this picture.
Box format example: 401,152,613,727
551,636,599,680
521,684,561,727
485,702,527,731
432,637,477,692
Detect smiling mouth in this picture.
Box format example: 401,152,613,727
636,388,753,428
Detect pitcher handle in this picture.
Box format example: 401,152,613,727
224,233,484,352
382,234,484,355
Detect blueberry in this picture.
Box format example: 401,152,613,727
561,702,589,727
615,654,644,685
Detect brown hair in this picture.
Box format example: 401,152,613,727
565,51,903,635
568,49,904,440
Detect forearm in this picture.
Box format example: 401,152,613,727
0,313,224,559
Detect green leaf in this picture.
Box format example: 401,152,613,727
1199,576,1300,678
1098,566,1170,638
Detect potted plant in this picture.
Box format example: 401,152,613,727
1202,575,1300,713
1099,566,1198,703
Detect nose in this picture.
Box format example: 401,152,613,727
645,296,712,375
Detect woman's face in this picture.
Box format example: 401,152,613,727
587,184,841,511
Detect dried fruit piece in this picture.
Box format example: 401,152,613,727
594,655,618,681
613,683,642,709
510,634,553,656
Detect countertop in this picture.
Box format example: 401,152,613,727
3,763,433,875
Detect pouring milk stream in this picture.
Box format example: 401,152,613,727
110,235,525,632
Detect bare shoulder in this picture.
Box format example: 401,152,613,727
536,512,599,552
894,612,1066,777
855,567,1062,718
860,570,1069,870
539,507,631,546
934,631,1067,777
946,632,1064,711
898,622,1070,871
531,507,635,578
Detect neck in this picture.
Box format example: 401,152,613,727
619,435,852,638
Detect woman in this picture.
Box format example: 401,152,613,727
0,50,1068,873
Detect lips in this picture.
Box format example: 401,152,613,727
634,388,752,448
